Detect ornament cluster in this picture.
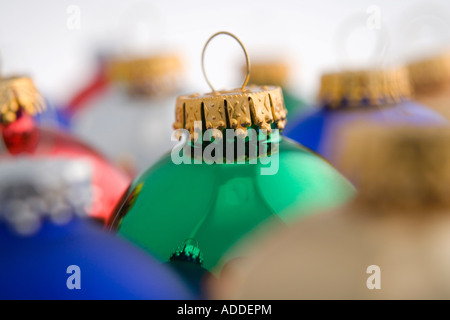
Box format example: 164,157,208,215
2,3,450,301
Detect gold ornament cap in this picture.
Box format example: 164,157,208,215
407,52,450,96
338,123,450,211
246,61,289,87
0,76,45,125
174,85,287,138
107,53,183,96
173,32,287,140
318,67,411,109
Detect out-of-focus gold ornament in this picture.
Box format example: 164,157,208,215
408,52,450,119
318,67,411,109
247,62,289,88
0,76,45,124
339,125,450,211
211,123,450,300
107,53,183,97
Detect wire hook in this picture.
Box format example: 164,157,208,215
201,31,250,93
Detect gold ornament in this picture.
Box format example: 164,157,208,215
246,61,289,87
338,123,450,212
407,52,450,120
407,52,450,96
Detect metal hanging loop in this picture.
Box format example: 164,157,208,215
201,31,251,93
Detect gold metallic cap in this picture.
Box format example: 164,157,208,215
174,85,286,139
338,123,450,211
107,53,183,96
246,61,289,87
407,52,450,96
174,32,288,140
318,68,411,109
0,76,45,125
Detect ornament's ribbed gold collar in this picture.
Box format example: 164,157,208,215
107,53,183,96
174,85,287,139
318,68,411,109
175,32,287,140
0,76,45,125
247,62,289,87
407,53,450,96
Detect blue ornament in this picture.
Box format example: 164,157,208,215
0,218,193,300
0,159,193,300
284,69,447,166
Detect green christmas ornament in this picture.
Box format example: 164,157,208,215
108,32,355,275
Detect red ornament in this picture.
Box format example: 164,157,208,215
0,77,130,223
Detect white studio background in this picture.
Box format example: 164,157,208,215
0,0,449,106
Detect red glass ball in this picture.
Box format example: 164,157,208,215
0,112,130,222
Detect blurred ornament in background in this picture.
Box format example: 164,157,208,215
61,55,110,122
284,67,446,169
408,52,450,120
0,45,70,131
283,11,444,170
0,74,129,223
62,2,184,175
0,158,192,300
108,54,183,97
69,52,184,175
212,124,450,300
33,98,72,131
108,32,355,294
246,60,308,120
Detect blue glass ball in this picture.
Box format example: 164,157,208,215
0,217,193,300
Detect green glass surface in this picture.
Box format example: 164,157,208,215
113,137,355,271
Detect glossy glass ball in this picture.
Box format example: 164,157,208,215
0,217,192,299
109,136,355,272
